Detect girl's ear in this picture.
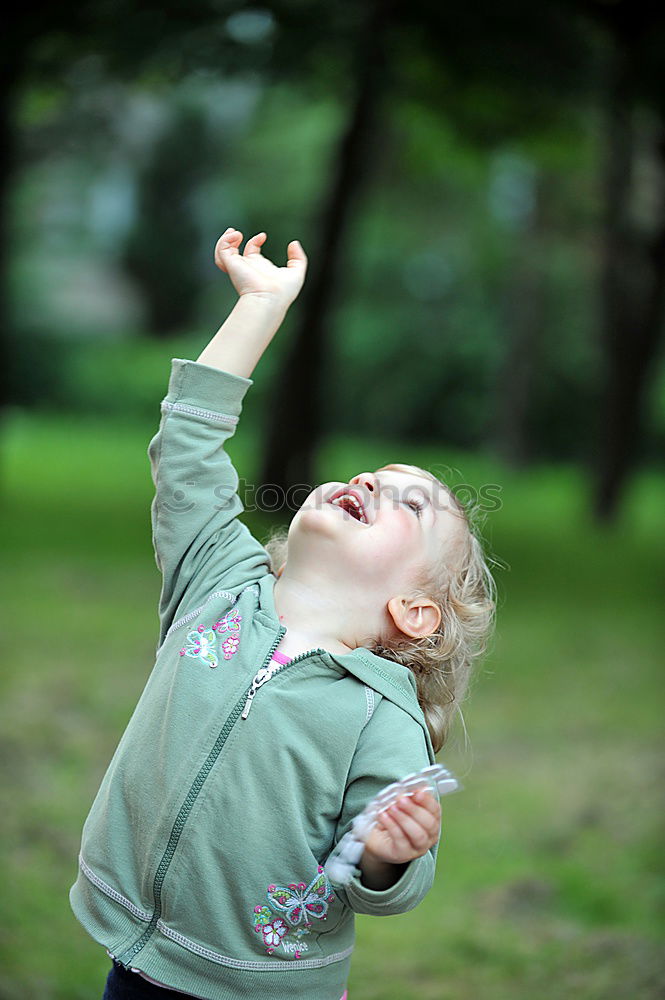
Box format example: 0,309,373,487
387,596,441,639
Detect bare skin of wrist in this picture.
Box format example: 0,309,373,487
196,294,287,379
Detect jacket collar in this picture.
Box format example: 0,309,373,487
259,575,435,758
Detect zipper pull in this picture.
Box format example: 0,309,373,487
240,691,256,720
241,661,282,720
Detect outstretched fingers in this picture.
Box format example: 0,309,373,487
286,239,307,268
214,228,306,287
214,228,243,272
242,232,267,256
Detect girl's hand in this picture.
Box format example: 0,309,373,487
362,789,442,867
214,228,307,313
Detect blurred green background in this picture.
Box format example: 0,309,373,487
1,1,664,997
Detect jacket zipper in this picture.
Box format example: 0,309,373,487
115,628,326,967
241,646,327,719
242,644,327,718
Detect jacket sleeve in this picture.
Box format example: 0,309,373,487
148,358,271,650
331,697,440,917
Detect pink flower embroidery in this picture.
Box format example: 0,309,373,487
262,919,287,951
221,635,240,660
213,610,242,660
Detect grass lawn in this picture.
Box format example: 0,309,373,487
0,410,663,999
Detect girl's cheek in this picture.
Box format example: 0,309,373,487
308,484,330,507
372,526,409,563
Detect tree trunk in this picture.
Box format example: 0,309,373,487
259,0,394,496
591,40,665,522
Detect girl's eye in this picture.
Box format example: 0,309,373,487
407,498,424,518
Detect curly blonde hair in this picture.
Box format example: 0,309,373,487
262,463,498,754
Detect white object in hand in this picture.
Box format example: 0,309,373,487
324,763,461,887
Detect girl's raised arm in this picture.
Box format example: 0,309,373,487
148,230,307,651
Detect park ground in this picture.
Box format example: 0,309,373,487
0,411,663,999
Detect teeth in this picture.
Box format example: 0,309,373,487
331,494,367,523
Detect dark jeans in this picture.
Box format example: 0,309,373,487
102,961,199,999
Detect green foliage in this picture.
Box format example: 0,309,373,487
10,72,665,463
5,330,202,419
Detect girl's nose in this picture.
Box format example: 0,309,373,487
350,472,378,494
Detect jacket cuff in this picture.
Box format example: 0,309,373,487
166,359,253,418
343,851,433,916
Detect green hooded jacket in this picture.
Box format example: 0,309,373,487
69,358,440,1000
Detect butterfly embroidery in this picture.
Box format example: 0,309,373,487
266,866,335,927
179,626,219,669
178,611,243,669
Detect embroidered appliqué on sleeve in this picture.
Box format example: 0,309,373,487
178,611,242,668
251,865,336,959
179,626,219,668
213,608,242,659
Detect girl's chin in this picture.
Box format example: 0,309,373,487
293,504,331,528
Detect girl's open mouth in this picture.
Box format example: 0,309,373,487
327,489,369,524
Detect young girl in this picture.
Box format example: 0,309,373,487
70,228,496,1000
